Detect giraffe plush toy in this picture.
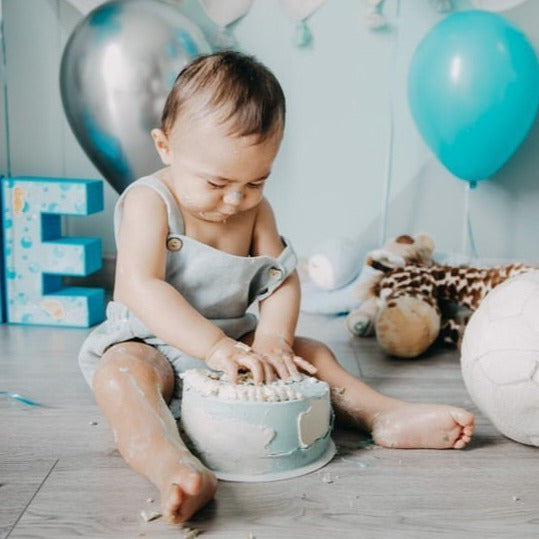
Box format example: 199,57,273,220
346,235,535,358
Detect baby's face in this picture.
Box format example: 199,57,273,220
159,114,282,223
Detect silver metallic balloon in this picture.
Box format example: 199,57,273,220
60,0,211,193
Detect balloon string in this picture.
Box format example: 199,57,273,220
379,0,401,246
461,181,469,257
467,192,478,259
461,181,478,259
379,86,393,246
0,0,12,177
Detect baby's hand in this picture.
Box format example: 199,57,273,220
251,333,317,382
205,336,268,384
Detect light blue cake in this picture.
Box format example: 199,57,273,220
180,369,335,482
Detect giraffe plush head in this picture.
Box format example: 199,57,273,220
364,233,435,273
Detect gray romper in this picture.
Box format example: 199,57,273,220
78,175,297,417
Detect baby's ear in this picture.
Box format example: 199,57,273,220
151,128,172,165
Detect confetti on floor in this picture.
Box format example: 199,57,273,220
322,472,334,484
140,510,161,522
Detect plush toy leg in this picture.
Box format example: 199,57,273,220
438,308,473,348
346,297,379,337
439,318,462,347
375,296,441,358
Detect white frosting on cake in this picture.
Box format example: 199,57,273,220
180,369,335,481
181,368,319,401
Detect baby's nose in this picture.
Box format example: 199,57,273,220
223,191,243,205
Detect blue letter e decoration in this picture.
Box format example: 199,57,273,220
2,176,105,327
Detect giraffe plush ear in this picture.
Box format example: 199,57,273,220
366,233,435,272
366,251,406,272
378,233,435,266
414,234,435,264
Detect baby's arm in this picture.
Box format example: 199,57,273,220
113,186,266,382
250,200,316,379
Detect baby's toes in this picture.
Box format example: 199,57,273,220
163,484,184,523
452,427,473,449
451,409,475,428
453,438,467,449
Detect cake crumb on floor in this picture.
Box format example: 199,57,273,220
140,510,161,522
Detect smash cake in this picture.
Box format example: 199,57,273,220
180,369,336,482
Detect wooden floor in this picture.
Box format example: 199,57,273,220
1,313,538,538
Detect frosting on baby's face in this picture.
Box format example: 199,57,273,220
153,114,281,225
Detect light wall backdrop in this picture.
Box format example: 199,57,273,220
2,0,539,264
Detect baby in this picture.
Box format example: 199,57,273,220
79,51,474,525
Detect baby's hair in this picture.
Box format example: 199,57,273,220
160,51,286,141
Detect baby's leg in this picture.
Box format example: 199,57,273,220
293,337,475,449
92,341,217,524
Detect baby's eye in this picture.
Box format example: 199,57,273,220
248,182,265,189
207,181,226,189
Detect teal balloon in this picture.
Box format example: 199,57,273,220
408,10,539,182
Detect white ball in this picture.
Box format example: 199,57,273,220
460,270,539,447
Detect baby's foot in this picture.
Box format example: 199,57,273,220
371,402,475,449
159,461,217,524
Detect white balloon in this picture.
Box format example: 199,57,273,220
470,0,529,11
199,0,253,27
279,0,326,21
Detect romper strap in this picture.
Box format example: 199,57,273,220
277,237,298,278
114,175,185,244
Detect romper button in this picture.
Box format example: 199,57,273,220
167,237,183,252
269,267,283,280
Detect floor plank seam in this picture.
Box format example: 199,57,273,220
5,459,59,538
